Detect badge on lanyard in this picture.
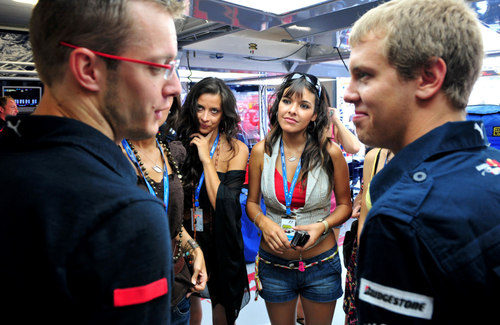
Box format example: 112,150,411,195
191,132,220,232
280,139,301,242
281,217,296,242
191,207,204,232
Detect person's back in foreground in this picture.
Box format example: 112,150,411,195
0,0,183,323
344,0,500,323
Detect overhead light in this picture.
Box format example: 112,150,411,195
230,77,284,86
221,0,329,15
227,76,334,86
288,25,312,32
13,0,38,5
177,68,261,83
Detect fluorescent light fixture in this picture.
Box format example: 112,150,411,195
221,0,329,15
287,25,312,32
178,68,261,83
178,70,337,86
13,0,38,5
229,76,334,86
233,77,284,86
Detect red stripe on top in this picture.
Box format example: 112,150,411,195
113,278,168,307
274,169,306,209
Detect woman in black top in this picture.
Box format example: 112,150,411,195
122,96,207,324
177,77,250,325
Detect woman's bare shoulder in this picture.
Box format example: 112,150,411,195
252,139,265,152
364,148,381,166
230,138,249,157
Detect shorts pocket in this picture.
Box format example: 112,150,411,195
173,296,190,317
328,255,342,275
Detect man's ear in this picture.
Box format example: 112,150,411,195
415,57,447,101
67,48,105,92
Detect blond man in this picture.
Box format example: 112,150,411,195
344,0,500,323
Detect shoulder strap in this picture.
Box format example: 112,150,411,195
371,148,383,178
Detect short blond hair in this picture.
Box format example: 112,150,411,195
349,0,483,110
30,0,185,86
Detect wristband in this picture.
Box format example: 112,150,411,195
318,219,329,235
187,239,200,251
254,211,262,227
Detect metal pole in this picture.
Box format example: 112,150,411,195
258,84,269,139
0,70,38,75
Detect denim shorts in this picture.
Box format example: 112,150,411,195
256,246,343,303
171,296,190,325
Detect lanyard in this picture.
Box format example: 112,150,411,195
122,139,169,212
280,139,302,216
194,132,220,207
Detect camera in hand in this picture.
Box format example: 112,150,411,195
291,230,310,248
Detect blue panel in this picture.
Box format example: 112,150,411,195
466,105,500,150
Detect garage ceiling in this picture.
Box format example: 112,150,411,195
0,0,498,82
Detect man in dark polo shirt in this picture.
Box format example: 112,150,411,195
344,0,500,323
0,1,183,323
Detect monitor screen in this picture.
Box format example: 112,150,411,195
2,86,42,113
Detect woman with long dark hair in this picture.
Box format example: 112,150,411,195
246,73,352,324
176,77,250,325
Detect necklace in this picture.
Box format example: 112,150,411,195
126,140,183,194
282,139,302,162
159,139,183,183
133,144,163,173
127,139,185,262
161,142,184,263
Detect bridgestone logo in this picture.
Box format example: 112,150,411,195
364,286,426,310
359,278,433,320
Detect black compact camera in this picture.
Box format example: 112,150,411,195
290,230,310,248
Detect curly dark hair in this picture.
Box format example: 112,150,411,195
265,73,333,190
176,77,241,192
